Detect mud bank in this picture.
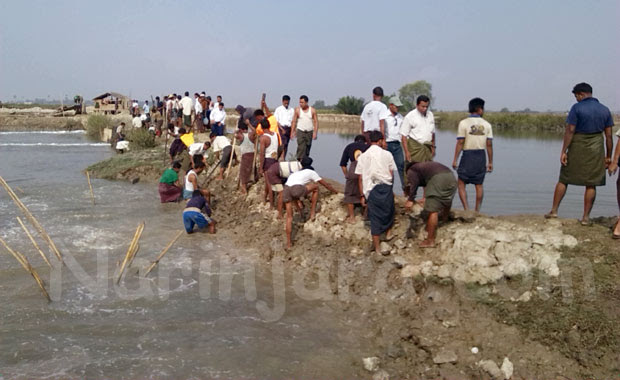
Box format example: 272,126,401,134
88,151,619,379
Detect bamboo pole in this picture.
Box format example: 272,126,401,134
0,175,63,261
86,171,95,205
16,216,51,268
144,230,183,277
0,237,51,302
116,222,144,284
15,186,25,194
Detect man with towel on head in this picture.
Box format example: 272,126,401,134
545,82,614,225
283,157,339,249
452,97,493,212
405,161,457,248
355,130,396,253
340,135,369,223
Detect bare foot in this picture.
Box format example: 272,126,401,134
309,213,316,221
418,239,436,248
544,212,558,219
346,217,356,224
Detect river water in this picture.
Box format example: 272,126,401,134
0,131,370,379
1,128,617,378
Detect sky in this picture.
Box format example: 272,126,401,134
0,0,618,112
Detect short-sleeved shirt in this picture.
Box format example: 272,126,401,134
339,141,369,167
385,112,404,142
143,104,150,114
361,101,390,132
160,168,179,184
274,105,295,127
400,109,435,143
566,97,614,134
285,169,322,187
457,115,493,150
407,161,452,200
180,96,194,116
188,142,206,156
355,144,396,198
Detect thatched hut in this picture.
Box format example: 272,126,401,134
93,92,130,114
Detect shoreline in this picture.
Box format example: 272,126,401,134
86,146,619,378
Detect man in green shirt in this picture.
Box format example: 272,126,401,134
159,162,183,203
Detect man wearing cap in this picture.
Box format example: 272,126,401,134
385,96,405,190
401,95,435,164
545,82,614,224
355,130,396,254
360,86,390,143
283,157,339,249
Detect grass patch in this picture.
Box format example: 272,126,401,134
436,111,566,132
0,103,60,110
126,128,157,150
87,148,165,180
86,114,113,139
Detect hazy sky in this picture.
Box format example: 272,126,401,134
1,0,618,111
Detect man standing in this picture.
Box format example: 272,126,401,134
355,131,396,254
180,91,194,128
291,95,319,160
385,96,405,190
210,102,227,136
401,95,435,164
258,119,280,204
405,161,457,248
194,93,204,132
340,135,369,223
360,86,390,142
274,95,295,160
283,157,338,249
545,82,614,224
452,97,493,212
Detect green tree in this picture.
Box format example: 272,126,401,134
335,96,364,115
398,80,433,112
312,99,327,109
500,107,510,113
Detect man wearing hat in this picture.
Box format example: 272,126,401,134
545,82,614,224
283,157,339,249
385,96,405,190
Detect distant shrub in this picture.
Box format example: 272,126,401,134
436,111,565,131
86,114,112,139
126,128,157,150
64,118,83,131
335,96,364,115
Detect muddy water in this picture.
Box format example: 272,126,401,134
0,131,369,379
292,129,618,218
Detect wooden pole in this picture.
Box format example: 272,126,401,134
116,221,144,284
200,157,223,188
86,171,95,205
16,216,52,268
224,134,236,179
144,230,183,277
0,175,63,262
163,108,169,166
0,237,51,302
251,135,259,183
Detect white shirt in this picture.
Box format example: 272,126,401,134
361,100,390,132
400,108,435,143
132,116,142,128
212,101,219,110
116,124,124,134
286,169,322,187
194,99,203,114
166,99,173,111
212,135,231,152
180,96,194,116
211,108,226,124
457,116,493,150
188,142,206,156
355,144,395,198
385,112,403,142
143,104,150,114
274,105,294,127
132,101,138,108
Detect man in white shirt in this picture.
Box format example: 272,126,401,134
209,133,233,180
193,93,204,133
361,86,390,143
385,96,405,190
400,95,435,164
282,157,338,249
274,95,295,159
210,102,227,136
355,130,396,254
132,113,143,129
180,91,194,128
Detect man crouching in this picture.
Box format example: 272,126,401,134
183,190,216,234
405,161,456,248
284,157,338,249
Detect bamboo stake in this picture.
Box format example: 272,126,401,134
0,237,51,302
0,175,63,261
16,216,51,268
127,243,140,269
224,134,236,179
86,171,95,205
144,230,183,276
116,222,144,284
15,186,25,194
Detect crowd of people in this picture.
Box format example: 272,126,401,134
143,82,616,251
